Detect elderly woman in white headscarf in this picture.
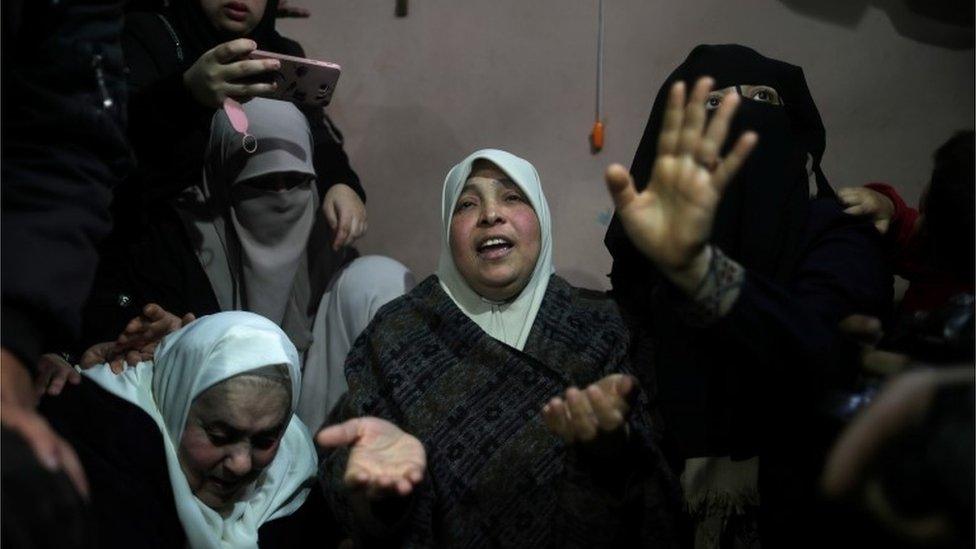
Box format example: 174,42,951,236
40,310,425,548
173,98,414,431
320,149,682,548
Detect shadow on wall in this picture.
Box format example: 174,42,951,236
558,268,610,292
777,0,974,50
351,103,466,273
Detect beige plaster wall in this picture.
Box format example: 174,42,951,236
280,0,974,289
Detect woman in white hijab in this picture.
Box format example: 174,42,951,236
40,309,427,548
320,149,682,547
175,98,414,431
83,311,315,548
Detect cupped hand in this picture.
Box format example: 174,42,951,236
543,373,636,449
605,77,757,291
316,417,425,499
322,183,367,251
183,38,280,108
837,187,895,234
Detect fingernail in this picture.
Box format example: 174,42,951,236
41,453,59,471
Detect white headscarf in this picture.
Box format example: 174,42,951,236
435,149,554,350
82,311,317,549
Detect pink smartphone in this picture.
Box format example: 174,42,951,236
248,50,342,107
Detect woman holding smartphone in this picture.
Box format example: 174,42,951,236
122,0,367,246
78,0,367,356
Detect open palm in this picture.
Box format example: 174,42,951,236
317,417,425,498
606,77,757,274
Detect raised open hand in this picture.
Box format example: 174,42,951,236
317,417,425,499
543,374,636,448
606,77,757,290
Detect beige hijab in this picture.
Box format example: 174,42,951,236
435,149,554,350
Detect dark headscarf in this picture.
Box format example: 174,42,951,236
606,44,834,285
163,0,289,64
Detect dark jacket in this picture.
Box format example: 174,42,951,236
1,0,132,370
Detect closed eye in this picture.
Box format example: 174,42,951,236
454,198,477,212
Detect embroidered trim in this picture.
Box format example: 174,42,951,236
683,247,744,325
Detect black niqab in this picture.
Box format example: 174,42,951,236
605,44,834,285
606,44,839,459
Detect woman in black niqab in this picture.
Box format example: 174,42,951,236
604,44,891,546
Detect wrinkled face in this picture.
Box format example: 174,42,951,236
178,375,289,511
449,161,541,302
199,0,267,36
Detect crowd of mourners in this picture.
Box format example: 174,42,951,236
2,1,974,548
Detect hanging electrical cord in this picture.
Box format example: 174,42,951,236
590,0,605,153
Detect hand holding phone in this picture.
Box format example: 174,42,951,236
247,50,342,107
184,39,280,109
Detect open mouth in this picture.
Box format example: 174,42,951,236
210,476,243,493
477,236,513,260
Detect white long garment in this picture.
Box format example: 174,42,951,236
297,255,416,430
82,311,317,549
435,149,554,350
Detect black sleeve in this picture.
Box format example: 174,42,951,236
1,0,132,370
122,13,215,202
668,201,893,395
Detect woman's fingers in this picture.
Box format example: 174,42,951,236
225,82,277,99
712,131,758,192
698,92,740,167
332,208,352,250
224,58,279,81
677,77,714,156
566,388,598,442
316,418,363,448
604,163,640,211
586,385,624,431
543,398,571,441
211,38,257,64
657,81,686,157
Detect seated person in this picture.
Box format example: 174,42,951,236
320,149,684,548
41,310,425,548
837,130,974,314
603,44,892,546
83,97,413,431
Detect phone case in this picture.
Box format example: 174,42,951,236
250,50,342,107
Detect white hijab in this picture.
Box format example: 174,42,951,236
82,311,317,549
435,149,554,350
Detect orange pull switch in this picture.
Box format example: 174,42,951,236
590,120,604,152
